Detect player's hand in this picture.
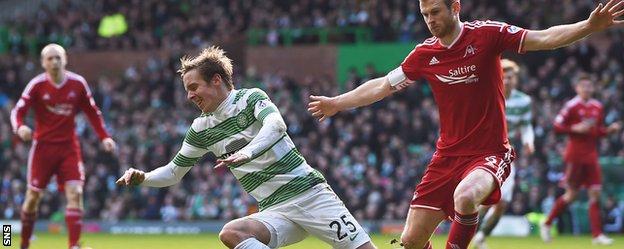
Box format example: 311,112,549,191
17,125,33,141
523,142,535,155
571,122,592,133
607,122,622,133
215,152,250,169
116,168,146,186
102,137,117,153
308,95,340,122
587,0,624,32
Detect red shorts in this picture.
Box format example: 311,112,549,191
27,140,84,192
410,149,515,218
560,160,602,189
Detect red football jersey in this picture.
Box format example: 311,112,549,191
10,71,110,143
554,96,607,163
399,20,527,156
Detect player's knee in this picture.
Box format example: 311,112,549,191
588,189,601,202
400,231,428,249
454,190,478,212
65,186,83,207
22,189,42,211
219,222,253,248
563,190,578,202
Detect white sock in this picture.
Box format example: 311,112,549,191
234,238,270,249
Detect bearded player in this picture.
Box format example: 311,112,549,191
10,44,116,249
540,75,621,245
472,59,535,249
308,0,624,248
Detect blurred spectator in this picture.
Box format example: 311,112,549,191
0,0,623,226
604,196,623,233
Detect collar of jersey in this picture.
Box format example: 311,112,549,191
438,22,465,49
45,71,69,89
203,89,236,116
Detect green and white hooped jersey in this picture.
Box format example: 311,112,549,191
505,89,532,140
172,88,325,210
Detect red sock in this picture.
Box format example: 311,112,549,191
446,212,479,249
545,197,569,226
20,211,37,249
65,208,83,248
588,200,603,237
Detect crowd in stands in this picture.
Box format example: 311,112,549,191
0,0,610,53
1,0,623,234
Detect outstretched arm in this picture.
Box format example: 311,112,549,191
523,0,624,51
308,73,403,122
117,128,209,187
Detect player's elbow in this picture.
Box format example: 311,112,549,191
265,114,287,135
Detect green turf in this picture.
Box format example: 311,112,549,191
15,233,624,249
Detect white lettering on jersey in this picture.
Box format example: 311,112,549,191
434,65,479,85
46,104,73,116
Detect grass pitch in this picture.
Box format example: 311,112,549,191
15,233,623,249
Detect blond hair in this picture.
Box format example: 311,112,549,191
178,46,234,90
501,58,519,74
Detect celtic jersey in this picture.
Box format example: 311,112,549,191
172,88,325,210
505,89,532,141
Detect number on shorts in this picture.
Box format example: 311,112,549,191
329,215,357,240
485,156,497,167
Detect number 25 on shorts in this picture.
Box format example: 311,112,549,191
328,215,359,241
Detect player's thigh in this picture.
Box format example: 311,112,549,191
287,187,371,249
57,148,85,192
27,143,58,191
455,169,497,204
247,210,308,248
562,161,584,189
401,207,446,247
586,161,603,190
458,150,514,206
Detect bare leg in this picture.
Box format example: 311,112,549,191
219,218,271,249
400,208,447,249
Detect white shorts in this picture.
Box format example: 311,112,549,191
500,163,516,203
248,183,371,249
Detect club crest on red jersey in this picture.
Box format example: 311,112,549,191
463,45,477,58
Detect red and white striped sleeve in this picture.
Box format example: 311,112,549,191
10,74,44,133
73,73,110,140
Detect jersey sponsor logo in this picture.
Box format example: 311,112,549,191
429,56,440,65
435,65,479,85
507,25,521,34
45,103,73,116
464,45,477,58
219,138,250,159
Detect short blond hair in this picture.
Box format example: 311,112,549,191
178,46,234,90
501,59,519,74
